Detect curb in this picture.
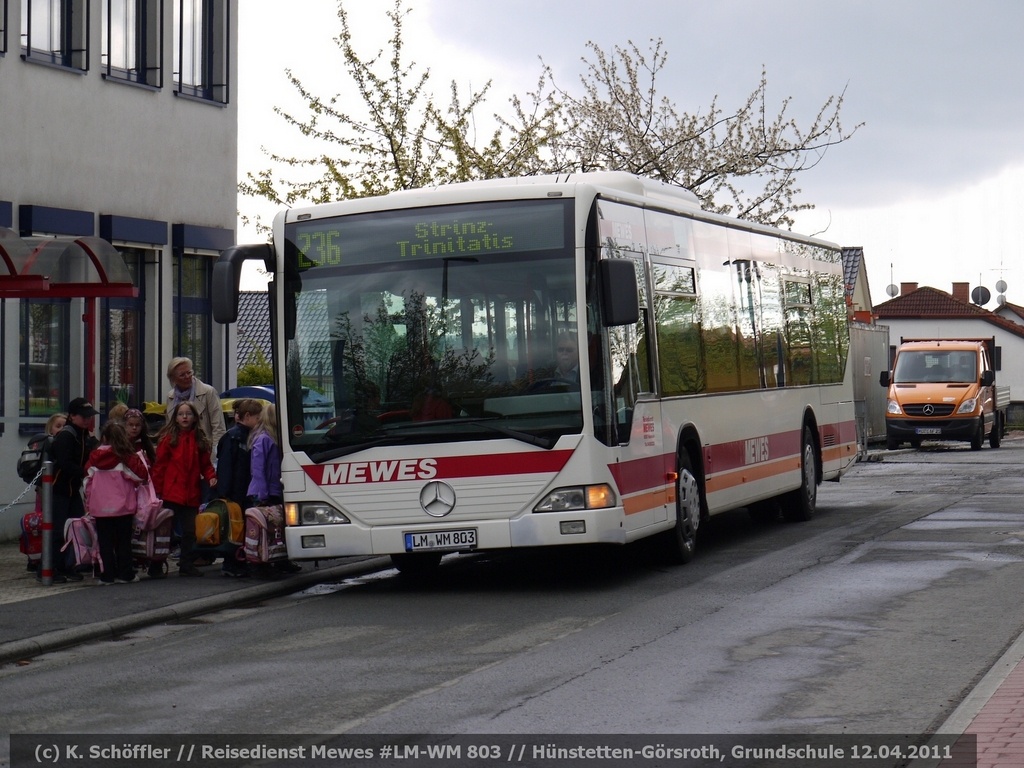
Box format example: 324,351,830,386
0,556,391,666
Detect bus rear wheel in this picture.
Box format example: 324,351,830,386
664,453,701,564
390,552,443,577
782,426,817,522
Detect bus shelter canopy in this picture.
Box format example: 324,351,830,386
0,227,138,298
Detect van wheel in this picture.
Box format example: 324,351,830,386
886,434,900,450
989,413,1002,448
971,417,984,451
783,426,817,522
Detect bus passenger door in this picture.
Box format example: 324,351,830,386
606,256,670,528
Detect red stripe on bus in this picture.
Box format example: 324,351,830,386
304,450,574,485
607,454,675,495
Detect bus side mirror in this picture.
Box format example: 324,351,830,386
879,370,891,387
981,370,995,386
213,244,274,324
600,259,640,327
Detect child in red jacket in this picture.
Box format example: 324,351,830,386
153,401,218,576
84,421,149,584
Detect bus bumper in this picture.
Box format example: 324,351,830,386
285,508,629,560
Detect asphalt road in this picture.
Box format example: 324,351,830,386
2,438,1023,761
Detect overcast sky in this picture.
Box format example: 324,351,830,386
238,0,1024,306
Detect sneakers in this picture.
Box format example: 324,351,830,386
115,575,137,584
178,564,205,577
221,567,249,578
63,571,84,582
36,573,68,584
276,561,303,574
99,579,115,586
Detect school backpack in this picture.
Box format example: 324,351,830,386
131,507,175,564
243,504,288,564
17,433,52,484
19,510,43,566
196,499,244,547
84,466,139,517
62,515,101,571
196,509,222,546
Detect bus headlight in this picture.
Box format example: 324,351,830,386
285,502,350,526
534,484,616,512
957,397,979,414
886,399,903,415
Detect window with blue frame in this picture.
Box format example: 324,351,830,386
101,248,145,412
21,0,90,70
172,252,212,383
20,299,71,417
173,0,228,103
102,0,162,87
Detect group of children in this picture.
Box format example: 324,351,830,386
78,398,284,584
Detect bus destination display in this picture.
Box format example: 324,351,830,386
290,199,568,270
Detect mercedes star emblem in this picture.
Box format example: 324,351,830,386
419,480,457,517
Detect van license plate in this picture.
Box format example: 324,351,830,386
915,427,941,435
404,529,477,552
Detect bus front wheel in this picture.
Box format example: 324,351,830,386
664,453,701,564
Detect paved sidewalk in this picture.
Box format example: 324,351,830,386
0,538,389,665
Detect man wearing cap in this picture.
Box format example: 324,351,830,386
44,397,99,583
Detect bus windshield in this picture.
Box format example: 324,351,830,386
281,198,596,457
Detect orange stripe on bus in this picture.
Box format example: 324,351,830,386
705,457,801,493
622,487,674,516
822,442,857,463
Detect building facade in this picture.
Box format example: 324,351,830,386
1,0,239,534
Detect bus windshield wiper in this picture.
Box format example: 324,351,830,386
308,435,406,463
465,420,557,449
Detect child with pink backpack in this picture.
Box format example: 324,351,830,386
84,421,150,585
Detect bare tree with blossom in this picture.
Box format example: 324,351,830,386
239,1,860,233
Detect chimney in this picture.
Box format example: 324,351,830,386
900,282,918,295
952,282,970,303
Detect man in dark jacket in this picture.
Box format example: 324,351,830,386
44,397,99,583
215,398,262,577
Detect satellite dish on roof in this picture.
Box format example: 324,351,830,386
997,294,1007,306
886,284,899,297
971,286,991,306
996,279,1008,293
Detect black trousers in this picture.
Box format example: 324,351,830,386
95,515,135,581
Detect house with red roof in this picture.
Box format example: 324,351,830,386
874,282,1024,424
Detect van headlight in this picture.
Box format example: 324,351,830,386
886,399,903,415
957,398,979,414
534,484,616,512
285,502,350,526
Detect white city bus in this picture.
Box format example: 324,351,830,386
215,172,858,574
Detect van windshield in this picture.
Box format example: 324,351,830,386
893,351,976,384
